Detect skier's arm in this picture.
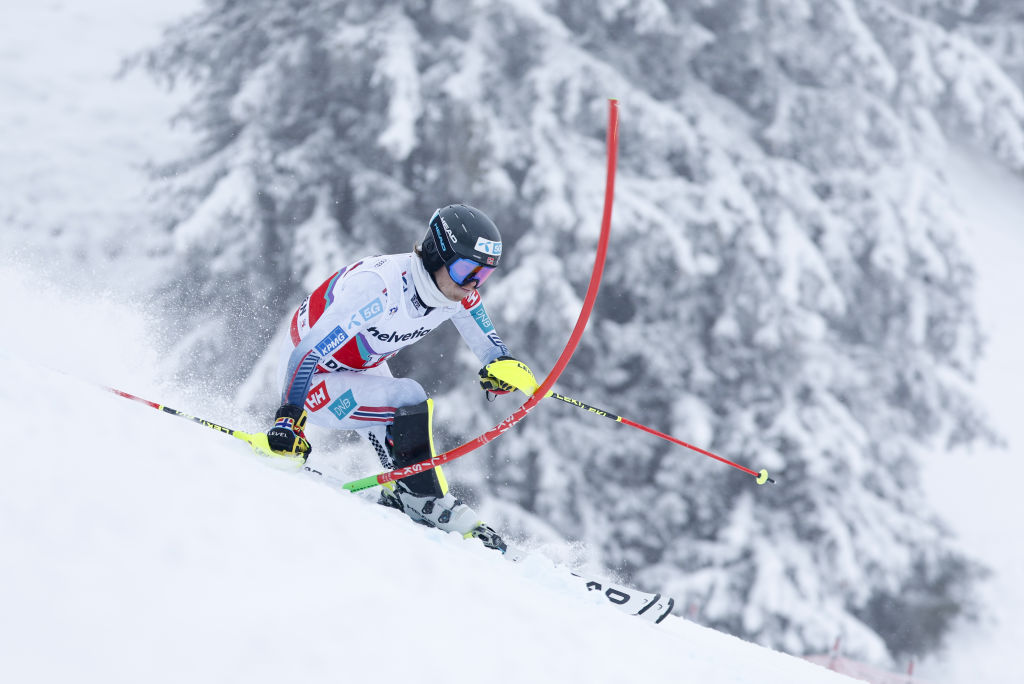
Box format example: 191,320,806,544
449,290,510,367
450,292,536,398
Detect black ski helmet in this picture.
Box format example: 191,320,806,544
420,204,503,275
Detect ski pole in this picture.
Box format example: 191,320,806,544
105,387,288,461
480,361,774,484
545,390,774,484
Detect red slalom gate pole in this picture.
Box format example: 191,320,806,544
342,98,621,493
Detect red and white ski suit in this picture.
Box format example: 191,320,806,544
278,252,509,466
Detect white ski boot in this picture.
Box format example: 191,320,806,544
376,399,508,553
379,482,507,552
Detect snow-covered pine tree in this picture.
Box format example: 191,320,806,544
947,1,1024,90
133,0,518,391
136,0,1024,665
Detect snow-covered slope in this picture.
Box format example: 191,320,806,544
0,266,849,684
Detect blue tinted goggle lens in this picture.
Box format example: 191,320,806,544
447,258,495,286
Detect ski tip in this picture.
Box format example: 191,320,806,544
634,592,662,617
655,597,675,624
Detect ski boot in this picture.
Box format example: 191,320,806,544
375,400,507,553
467,522,507,553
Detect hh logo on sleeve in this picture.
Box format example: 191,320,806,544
305,381,331,411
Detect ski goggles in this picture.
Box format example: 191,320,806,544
447,257,496,287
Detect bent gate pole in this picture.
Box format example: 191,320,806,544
342,99,621,493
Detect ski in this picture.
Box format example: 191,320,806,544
575,574,676,624
504,545,675,624
302,465,677,624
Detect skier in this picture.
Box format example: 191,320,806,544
264,204,536,552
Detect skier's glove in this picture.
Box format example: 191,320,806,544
479,356,538,401
266,404,312,459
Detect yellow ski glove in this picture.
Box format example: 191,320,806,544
478,356,539,399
